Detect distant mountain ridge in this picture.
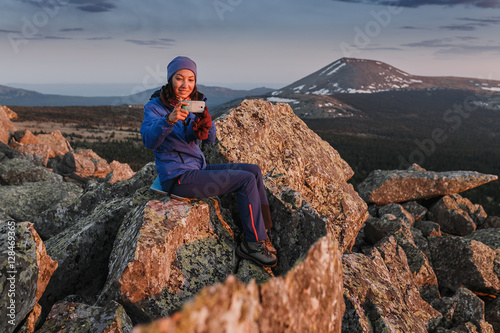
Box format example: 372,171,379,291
0,84,274,108
272,58,500,96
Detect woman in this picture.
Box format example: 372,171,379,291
140,56,277,267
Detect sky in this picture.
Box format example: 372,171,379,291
1,0,500,96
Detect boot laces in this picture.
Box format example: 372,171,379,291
258,241,273,258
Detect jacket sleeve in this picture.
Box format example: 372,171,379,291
140,104,174,150
204,122,217,144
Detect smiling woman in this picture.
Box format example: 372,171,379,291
140,56,278,268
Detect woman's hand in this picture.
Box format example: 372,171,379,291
167,101,190,124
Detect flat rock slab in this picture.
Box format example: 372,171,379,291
357,166,498,205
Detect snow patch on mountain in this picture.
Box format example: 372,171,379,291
267,97,300,104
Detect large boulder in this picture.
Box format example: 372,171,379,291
451,287,492,330
342,236,441,332
0,221,57,333
39,184,157,315
263,181,328,274
53,149,136,182
36,300,133,333
0,180,82,224
357,164,498,205
428,194,488,236
0,105,17,120
132,235,344,333
428,195,478,236
13,144,55,167
109,160,136,183
0,106,16,144
98,197,264,322
0,158,62,185
13,130,40,145
363,214,439,302
36,130,72,157
33,162,156,239
204,99,368,253
428,236,500,295
465,229,500,250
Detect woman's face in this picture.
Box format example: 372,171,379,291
172,69,195,100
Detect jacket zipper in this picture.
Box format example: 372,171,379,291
172,149,185,164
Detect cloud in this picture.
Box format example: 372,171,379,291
60,28,84,32
400,26,422,29
440,24,477,31
458,16,500,25
124,38,175,48
332,0,500,8
22,0,117,13
7,34,72,40
44,35,72,39
86,36,112,40
402,36,500,54
402,36,478,48
76,3,115,13
0,28,21,34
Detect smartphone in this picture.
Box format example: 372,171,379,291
181,100,205,113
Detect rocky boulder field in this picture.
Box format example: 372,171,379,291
1,101,499,333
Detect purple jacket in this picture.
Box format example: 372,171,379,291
140,94,216,184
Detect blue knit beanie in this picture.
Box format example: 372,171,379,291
167,56,197,82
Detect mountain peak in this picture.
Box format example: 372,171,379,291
273,58,417,96
272,58,500,96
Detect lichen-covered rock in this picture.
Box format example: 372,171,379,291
364,214,439,302
41,194,151,314
73,149,104,178
17,303,41,333
109,160,136,183
99,197,251,321
33,162,156,239
0,105,17,120
203,99,368,253
133,235,344,333
364,214,412,245
428,236,500,295
0,180,82,223
378,203,415,226
357,165,498,205
0,221,57,333
36,300,133,333
465,229,500,250
0,141,14,161
0,158,62,185
431,296,456,330
414,220,443,237
402,201,428,221
264,181,328,274
480,216,500,230
13,130,40,145
0,106,16,144
428,195,478,236
451,287,488,328
451,193,488,227
342,236,441,332
485,297,500,332
13,144,56,167
36,130,72,157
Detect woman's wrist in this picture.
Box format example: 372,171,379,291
166,113,175,124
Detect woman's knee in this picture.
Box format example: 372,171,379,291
243,163,263,178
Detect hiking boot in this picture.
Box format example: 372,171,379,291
263,236,277,256
236,239,277,267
